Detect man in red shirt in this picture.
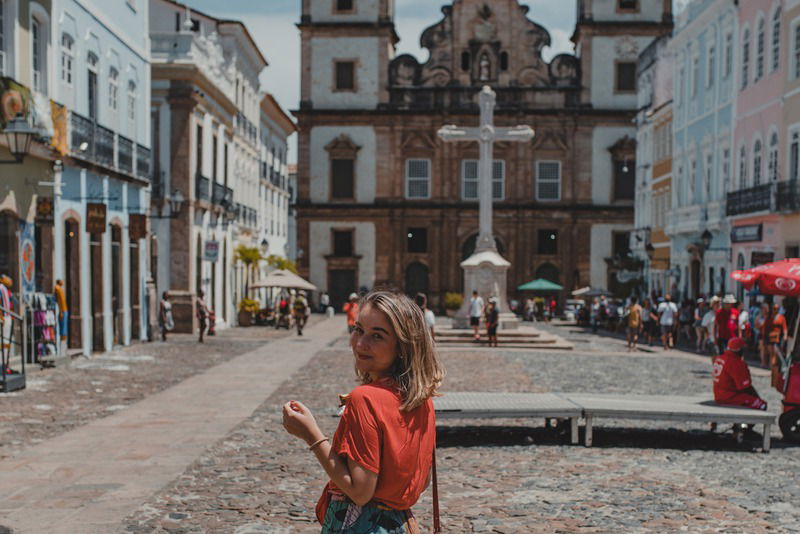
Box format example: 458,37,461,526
714,294,740,354
712,337,767,410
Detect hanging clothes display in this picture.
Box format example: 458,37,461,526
24,292,60,365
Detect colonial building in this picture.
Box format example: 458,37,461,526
634,35,672,298
782,0,800,268
666,0,737,302
295,0,672,309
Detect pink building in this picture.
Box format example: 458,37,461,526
730,0,785,301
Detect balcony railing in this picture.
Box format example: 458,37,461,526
211,182,233,207
384,85,583,112
195,174,210,201
118,135,134,174
778,180,800,212
726,183,774,216
68,111,151,182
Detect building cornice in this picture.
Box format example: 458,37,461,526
152,63,237,119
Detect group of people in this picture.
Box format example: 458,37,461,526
520,297,558,322
468,290,500,347
618,293,791,363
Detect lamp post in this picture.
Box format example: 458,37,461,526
150,189,185,219
0,113,37,164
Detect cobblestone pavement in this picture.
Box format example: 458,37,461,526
0,317,320,460
119,327,800,534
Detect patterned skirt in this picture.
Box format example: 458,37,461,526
320,498,420,534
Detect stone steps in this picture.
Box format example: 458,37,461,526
434,326,573,350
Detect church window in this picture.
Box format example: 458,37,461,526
753,139,762,185
405,159,431,199
742,28,750,89
613,159,635,201
461,160,504,200
461,51,470,72
617,0,638,12
335,0,354,12
772,7,781,73
536,161,561,201
332,230,353,257
334,61,355,91
407,228,427,253
331,158,355,199
756,17,765,81
615,62,636,93
500,52,509,71
537,230,558,255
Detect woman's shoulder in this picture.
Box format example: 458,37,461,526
348,382,401,405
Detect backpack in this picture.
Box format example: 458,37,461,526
293,297,307,315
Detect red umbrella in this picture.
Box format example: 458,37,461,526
730,258,800,297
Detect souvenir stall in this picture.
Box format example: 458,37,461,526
24,292,60,366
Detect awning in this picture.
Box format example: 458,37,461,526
517,278,564,291
251,269,317,291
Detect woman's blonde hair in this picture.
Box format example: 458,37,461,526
355,290,444,411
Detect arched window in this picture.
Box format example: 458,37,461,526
61,33,74,85
768,131,779,182
535,262,560,284
108,67,119,110
772,7,781,72
756,17,765,80
742,28,750,89
753,139,762,185
87,52,99,120
127,80,137,137
31,15,46,92
739,145,747,189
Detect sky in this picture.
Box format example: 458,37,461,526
183,0,687,163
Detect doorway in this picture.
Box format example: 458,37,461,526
130,237,140,338
690,259,701,301
90,232,103,351
111,225,122,345
329,269,356,311
405,262,429,297
64,219,81,348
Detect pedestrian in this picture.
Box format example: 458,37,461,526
486,297,499,347
549,296,557,321
414,293,436,338
0,275,12,354
703,297,721,356
54,279,68,350
694,299,706,352
468,290,484,341
657,294,678,350
755,302,769,367
525,298,534,322
625,295,642,352
320,291,330,314
196,289,209,343
714,294,739,354
679,300,694,344
343,292,359,334
762,303,788,371
642,298,655,346
737,301,751,344
590,297,599,332
293,290,310,336
282,290,444,531
159,291,174,341
712,337,767,411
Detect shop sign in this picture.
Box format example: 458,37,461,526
86,203,107,234
615,269,642,283
129,214,147,240
35,197,54,223
731,224,762,243
19,221,35,295
203,240,219,263
751,251,774,266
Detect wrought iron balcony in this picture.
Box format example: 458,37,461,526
726,183,775,216
136,144,151,181
118,135,134,174
70,112,95,158
778,180,800,212
195,174,210,202
95,125,115,169
211,182,234,207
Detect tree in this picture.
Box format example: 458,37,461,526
265,254,298,274
234,245,263,297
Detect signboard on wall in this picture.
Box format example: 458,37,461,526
203,240,219,263
731,224,762,243
86,203,107,234
129,214,147,241
751,251,775,266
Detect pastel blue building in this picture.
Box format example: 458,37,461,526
51,0,152,354
666,0,737,301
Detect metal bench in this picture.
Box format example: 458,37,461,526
434,392,583,445
567,393,776,452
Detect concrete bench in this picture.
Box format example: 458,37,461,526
434,392,583,445
567,393,776,452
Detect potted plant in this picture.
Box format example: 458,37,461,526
443,292,463,318
238,298,259,327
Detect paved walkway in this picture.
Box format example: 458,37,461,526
0,317,345,533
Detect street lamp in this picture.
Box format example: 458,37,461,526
0,113,37,164
150,189,185,219
701,229,713,250
260,238,269,255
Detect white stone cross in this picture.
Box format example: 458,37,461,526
437,86,534,254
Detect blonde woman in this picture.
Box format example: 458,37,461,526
283,290,445,532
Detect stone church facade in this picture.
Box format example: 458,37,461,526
295,0,673,310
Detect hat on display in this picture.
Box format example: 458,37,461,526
727,337,746,352
349,293,358,300
722,294,737,304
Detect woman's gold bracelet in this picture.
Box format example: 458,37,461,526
308,437,329,451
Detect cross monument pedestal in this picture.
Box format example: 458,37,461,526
437,86,534,330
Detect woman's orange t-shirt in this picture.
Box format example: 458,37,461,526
315,379,436,522
344,302,359,327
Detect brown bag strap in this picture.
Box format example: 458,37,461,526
432,447,441,533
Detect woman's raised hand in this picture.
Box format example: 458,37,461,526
282,400,323,445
